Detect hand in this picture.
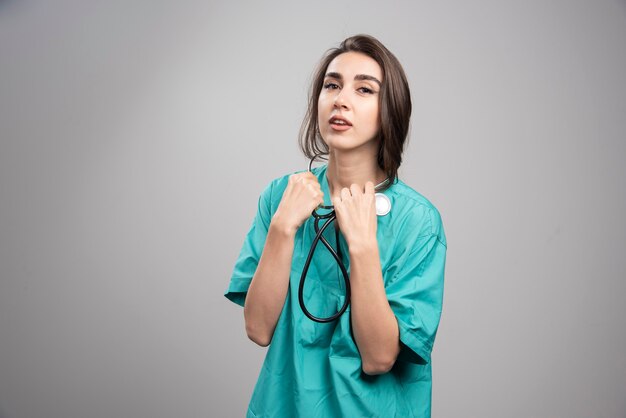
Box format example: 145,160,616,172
272,172,324,234
331,182,377,250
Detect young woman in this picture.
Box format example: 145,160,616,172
225,34,447,418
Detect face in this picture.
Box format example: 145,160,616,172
317,52,382,152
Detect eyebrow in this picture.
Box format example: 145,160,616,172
325,72,382,87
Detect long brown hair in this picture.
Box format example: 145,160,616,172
299,34,412,191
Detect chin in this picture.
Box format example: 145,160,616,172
323,135,376,153
322,131,355,146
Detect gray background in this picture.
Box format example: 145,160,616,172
1,1,625,417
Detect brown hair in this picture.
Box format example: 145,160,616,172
299,34,412,191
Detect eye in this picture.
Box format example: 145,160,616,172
323,82,340,90
358,86,375,94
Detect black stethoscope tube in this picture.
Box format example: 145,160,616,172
297,205,351,323
298,155,350,323
298,155,389,323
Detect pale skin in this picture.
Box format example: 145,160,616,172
244,51,400,375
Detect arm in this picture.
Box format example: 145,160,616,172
349,240,401,375
243,172,324,346
243,221,296,347
332,182,400,375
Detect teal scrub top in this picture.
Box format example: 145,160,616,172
225,164,447,418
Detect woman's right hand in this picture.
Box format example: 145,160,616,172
271,172,324,235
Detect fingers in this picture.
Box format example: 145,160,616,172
334,182,374,206
306,183,324,205
288,173,321,190
288,172,324,205
341,183,371,199
288,174,377,209
289,171,316,180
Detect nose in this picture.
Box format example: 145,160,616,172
333,90,350,110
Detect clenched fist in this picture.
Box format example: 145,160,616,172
271,172,324,234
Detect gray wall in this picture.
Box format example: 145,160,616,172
1,1,625,417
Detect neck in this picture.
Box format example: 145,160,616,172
326,146,386,197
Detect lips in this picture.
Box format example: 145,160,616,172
329,115,352,126
329,115,352,131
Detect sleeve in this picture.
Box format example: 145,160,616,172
386,209,447,365
223,181,274,307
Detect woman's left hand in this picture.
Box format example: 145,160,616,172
332,181,378,250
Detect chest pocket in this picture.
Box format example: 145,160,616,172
293,217,355,352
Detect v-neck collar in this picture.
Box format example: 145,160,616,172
316,163,394,202
317,164,333,207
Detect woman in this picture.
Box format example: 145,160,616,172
225,34,447,418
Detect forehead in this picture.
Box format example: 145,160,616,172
325,52,382,80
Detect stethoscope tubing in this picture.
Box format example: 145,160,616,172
298,155,388,323
297,206,351,323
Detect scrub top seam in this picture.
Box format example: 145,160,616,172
392,182,441,207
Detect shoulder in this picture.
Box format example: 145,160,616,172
388,179,447,247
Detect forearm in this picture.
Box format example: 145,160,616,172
349,240,400,375
243,220,296,346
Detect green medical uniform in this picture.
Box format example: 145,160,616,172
225,164,447,418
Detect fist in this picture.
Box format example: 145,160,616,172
272,172,324,233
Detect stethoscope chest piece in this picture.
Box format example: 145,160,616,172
375,193,391,216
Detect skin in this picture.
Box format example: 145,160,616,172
244,51,400,375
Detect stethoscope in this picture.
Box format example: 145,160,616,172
298,155,392,323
